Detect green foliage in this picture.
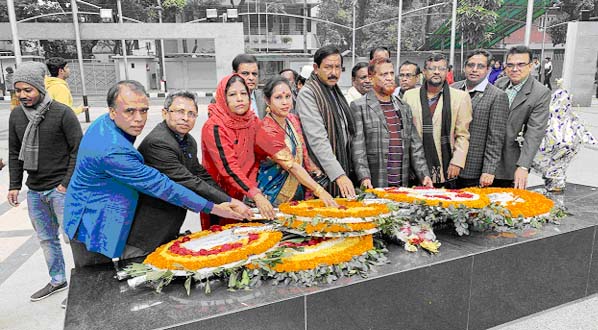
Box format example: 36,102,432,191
457,0,502,49
547,0,595,45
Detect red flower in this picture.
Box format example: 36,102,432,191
338,206,348,210
209,225,223,232
289,201,299,206
248,233,260,242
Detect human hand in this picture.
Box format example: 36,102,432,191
447,164,461,179
335,175,356,199
360,179,373,190
254,193,276,220
56,184,67,193
230,198,253,219
210,202,244,220
514,167,528,189
479,173,495,187
421,176,434,188
319,190,338,207
7,190,19,207
0,158,5,170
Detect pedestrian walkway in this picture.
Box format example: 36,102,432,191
1,99,598,330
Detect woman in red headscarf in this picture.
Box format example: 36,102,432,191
202,74,275,227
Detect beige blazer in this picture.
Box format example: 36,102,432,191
403,86,472,182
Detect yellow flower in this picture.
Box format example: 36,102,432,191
367,188,490,209
279,199,390,218
420,240,441,254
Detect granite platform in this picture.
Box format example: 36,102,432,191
64,184,598,330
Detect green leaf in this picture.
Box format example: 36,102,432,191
184,276,192,296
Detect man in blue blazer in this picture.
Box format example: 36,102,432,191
64,80,243,267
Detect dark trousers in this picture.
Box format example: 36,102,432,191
491,179,514,188
544,73,552,90
457,177,479,188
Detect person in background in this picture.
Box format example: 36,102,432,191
369,46,391,61
493,45,550,189
127,90,252,254
345,62,371,105
446,64,455,85
451,49,509,188
295,45,357,199
543,57,553,90
232,54,268,118
532,57,541,81
64,80,243,268
8,62,83,302
488,60,503,85
255,76,336,207
297,65,312,92
393,60,421,99
351,57,432,189
5,67,18,110
45,57,87,115
279,68,300,108
202,74,276,220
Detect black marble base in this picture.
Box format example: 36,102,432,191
64,184,598,330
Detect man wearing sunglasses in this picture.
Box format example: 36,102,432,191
451,49,509,188
494,45,550,189
127,91,252,254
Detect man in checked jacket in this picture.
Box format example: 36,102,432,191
451,49,509,188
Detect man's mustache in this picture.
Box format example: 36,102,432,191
328,75,338,80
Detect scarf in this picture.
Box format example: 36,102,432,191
19,93,53,171
208,74,257,130
419,82,452,184
303,72,355,196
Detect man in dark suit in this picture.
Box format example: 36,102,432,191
127,90,252,254
452,49,509,188
351,57,432,189
494,45,551,189
232,54,268,118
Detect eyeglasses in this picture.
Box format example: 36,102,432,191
465,63,487,70
505,62,530,70
167,108,198,119
425,66,447,72
399,73,417,78
121,108,149,117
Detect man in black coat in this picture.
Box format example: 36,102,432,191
127,91,252,254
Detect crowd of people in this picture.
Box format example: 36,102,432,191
7,44,551,307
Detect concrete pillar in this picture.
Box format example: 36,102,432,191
562,21,598,107
214,26,244,81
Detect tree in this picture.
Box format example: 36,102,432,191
457,0,502,49
547,0,595,45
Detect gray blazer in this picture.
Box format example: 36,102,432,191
254,89,268,119
350,90,429,187
494,76,550,180
451,80,509,179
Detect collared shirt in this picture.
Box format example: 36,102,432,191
505,76,529,107
380,100,404,186
464,77,488,100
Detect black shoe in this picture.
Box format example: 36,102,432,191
61,297,67,309
30,282,68,302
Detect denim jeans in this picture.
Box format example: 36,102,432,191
27,188,67,286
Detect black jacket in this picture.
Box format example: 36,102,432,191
127,121,230,252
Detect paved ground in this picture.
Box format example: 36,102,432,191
0,96,597,330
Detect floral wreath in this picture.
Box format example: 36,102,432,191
368,187,490,209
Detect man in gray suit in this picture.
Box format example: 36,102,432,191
351,57,433,189
452,49,509,188
494,45,550,189
232,54,268,118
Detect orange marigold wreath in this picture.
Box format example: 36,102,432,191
482,187,554,218
367,187,490,209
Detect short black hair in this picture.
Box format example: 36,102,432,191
46,57,68,77
107,80,148,108
399,60,421,75
314,45,342,67
279,68,298,81
369,47,390,60
263,76,292,100
506,45,533,63
424,53,448,69
351,62,369,79
465,49,493,67
232,54,258,72
164,90,198,111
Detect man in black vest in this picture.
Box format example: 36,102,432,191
127,90,252,254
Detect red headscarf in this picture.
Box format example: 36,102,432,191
208,74,256,130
